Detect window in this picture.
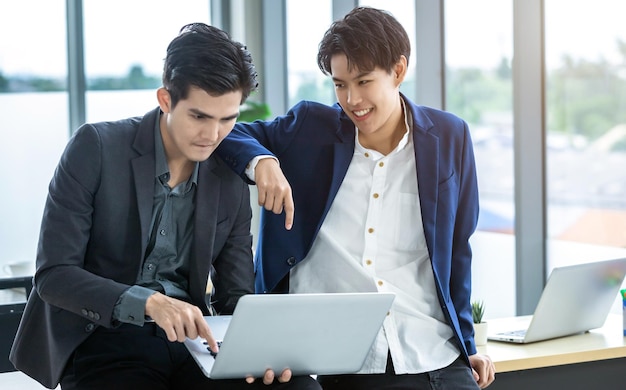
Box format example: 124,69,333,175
545,0,626,268
0,0,212,277
0,0,68,276
286,0,333,106
445,0,514,317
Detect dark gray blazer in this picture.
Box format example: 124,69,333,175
9,107,254,389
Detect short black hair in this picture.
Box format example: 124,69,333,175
317,6,411,75
163,23,258,107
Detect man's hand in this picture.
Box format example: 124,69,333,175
254,158,294,230
145,292,218,353
469,353,496,388
246,368,293,385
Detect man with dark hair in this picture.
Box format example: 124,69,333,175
219,7,496,389
9,23,320,390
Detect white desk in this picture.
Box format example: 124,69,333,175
478,314,626,389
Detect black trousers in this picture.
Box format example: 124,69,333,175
317,354,480,390
60,323,320,390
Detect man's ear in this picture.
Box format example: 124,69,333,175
156,88,171,113
394,55,408,85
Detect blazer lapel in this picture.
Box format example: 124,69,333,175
131,108,160,259
190,158,219,306
323,113,355,218
409,103,439,257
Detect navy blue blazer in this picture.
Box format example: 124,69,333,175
10,107,254,388
219,96,480,360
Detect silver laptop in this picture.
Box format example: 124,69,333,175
184,292,395,379
488,257,626,344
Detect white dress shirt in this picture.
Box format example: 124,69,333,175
289,100,460,374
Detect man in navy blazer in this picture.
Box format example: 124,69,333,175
10,23,319,390
218,7,495,389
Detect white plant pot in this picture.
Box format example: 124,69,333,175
474,322,488,346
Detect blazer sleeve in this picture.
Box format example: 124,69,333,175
217,101,313,179
450,120,480,355
34,124,132,327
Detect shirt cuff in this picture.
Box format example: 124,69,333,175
245,155,278,182
113,285,157,326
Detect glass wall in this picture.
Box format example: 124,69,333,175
444,0,515,317
0,0,69,277
545,0,626,270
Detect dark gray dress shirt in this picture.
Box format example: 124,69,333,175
113,113,199,325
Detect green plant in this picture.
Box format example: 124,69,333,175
238,101,271,123
471,300,485,324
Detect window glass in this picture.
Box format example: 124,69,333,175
545,0,626,269
82,0,210,122
0,0,68,276
445,0,514,318
285,0,333,106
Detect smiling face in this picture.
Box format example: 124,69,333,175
330,53,407,153
157,86,242,166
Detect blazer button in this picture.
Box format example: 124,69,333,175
85,323,95,332
286,257,296,266
81,308,88,316
94,313,101,321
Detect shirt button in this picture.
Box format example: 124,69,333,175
379,162,384,167
147,263,154,270
377,280,383,286
364,152,370,158
373,193,379,199
368,228,374,234
160,229,166,235
365,259,372,265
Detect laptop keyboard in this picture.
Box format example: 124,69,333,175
203,340,223,358
498,329,527,337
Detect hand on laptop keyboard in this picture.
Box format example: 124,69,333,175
203,340,223,358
